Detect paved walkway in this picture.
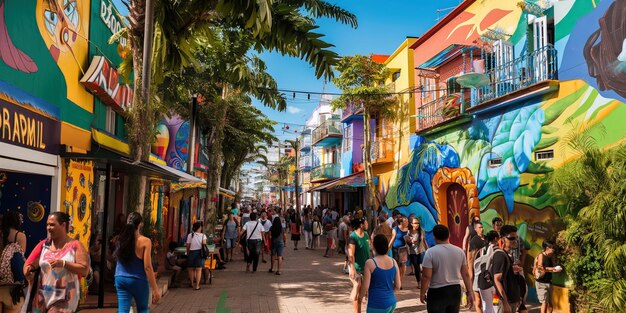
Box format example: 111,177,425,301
80,239,540,313
150,240,469,313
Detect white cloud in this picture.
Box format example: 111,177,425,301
287,106,302,114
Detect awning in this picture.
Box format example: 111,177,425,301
62,129,204,182
418,44,474,69
309,171,365,192
170,181,236,198
149,161,202,183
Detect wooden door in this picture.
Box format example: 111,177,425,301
446,183,469,247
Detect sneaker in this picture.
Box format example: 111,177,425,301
268,269,274,273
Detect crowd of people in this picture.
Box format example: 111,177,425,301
0,203,563,313
345,210,563,313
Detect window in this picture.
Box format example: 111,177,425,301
535,150,554,161
105,106,116,134
392,70,401,82
488,157,502,168
343,125,352,152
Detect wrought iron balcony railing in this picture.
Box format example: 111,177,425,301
370,138,394,163
311,163,340,181
341,102,364,121
299,154,311,169
473,44,558,106
312,119,342,144
417,93,461,131
300,135,312,150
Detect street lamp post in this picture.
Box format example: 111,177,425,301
294,138,301,215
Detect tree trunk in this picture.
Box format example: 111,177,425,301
125,0,155,214
363,110,381,223
204,87,228,227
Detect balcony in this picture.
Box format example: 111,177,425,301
341,102,364,122
416,93,466,132
299,154,311,171
300,135,312,152
470,44,558,111
310,163,340,182
370,138,394,164
312,119,342,147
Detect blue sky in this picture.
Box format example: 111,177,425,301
112,0,463,141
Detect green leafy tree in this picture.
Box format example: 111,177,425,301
331,55,397,214
117,0,357,212
549,126,626,312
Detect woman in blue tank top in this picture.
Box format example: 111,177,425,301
115,212,160,312
361,234,401,313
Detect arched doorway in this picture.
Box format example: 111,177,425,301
446,183,469,247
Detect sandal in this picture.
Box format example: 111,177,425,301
268,269,274,273
275,271,281,275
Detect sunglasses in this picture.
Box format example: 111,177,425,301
505,236,518,241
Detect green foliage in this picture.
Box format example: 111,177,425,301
331,55,397,118
549,125,626,312
141,200,164,258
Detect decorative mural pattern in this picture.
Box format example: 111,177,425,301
382,1,626,306
152,116,190,171
0,171,51,254
61,159,94,250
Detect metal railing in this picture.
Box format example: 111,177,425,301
342,102,364,120
370,138,393,162
300,135,312,150
299,154,311,169
311,163,340,181
417,93,461,131
473,44,558,106
312,119,342,143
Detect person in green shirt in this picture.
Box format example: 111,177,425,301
348,216,370,313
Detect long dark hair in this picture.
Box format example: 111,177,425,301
117,212,142,262
1,211,21,244
270,216,282,239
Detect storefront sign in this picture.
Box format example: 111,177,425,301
0,98,60,154
100,0,127,47
81,56,133,112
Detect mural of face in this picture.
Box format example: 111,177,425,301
0,0,38,73
584,0,626,99
35,0,92,111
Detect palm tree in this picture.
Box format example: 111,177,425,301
549,125,626,312
117,0,357,212
331,55,397,214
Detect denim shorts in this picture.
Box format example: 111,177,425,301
225,238,236,249
272,239,284,256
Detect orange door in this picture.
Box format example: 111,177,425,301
446,183,469,247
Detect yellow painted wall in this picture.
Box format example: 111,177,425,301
60,159,94,303
376,38,417,194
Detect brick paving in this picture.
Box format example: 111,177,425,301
81,239,540,313
149,240,466,313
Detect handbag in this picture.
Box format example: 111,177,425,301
198,234,209,259
397,246,409,263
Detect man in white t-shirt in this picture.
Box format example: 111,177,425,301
240,212,264,273
420,224,473,312
386,210,399,228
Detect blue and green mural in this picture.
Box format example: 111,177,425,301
383,1,626,306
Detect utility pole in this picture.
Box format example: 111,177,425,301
294,138,301,215
187,95,198,174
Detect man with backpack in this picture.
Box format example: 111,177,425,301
467,222,487,312
492,225,521,313
473,230,500,313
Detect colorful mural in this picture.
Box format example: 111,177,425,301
383,0,626,308
61,159,94,250
151,116,190,171
0,171,51,254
